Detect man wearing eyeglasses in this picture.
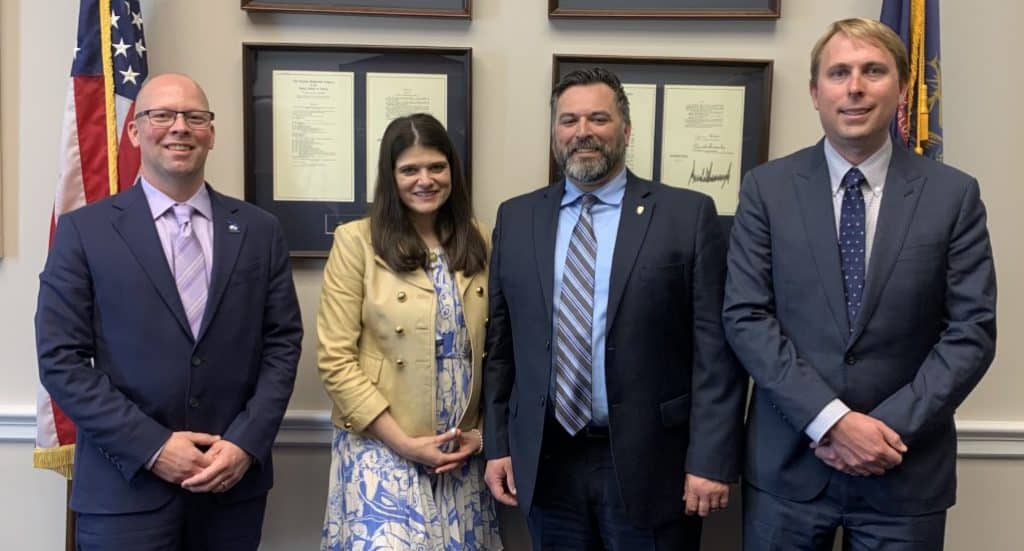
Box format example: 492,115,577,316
36,73,303,550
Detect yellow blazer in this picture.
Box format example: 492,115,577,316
317,218,489,438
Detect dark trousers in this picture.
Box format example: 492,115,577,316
743,477,946,551
527,420,701,551
76,492,267,551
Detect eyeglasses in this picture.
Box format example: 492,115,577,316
135,109,215,129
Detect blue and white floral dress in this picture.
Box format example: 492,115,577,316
322,250,502,551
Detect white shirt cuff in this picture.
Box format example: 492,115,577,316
805,399,850,444
146,443,167,470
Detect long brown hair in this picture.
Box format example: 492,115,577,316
369,113,487,276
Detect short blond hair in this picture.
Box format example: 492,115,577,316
810,18,909,87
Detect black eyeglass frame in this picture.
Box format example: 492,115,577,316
134,109,216,128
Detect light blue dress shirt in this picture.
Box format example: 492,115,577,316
552,169,627,427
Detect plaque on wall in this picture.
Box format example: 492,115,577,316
241,0,471,19
243,44,472,256
549,0,780,19
551,55,772,225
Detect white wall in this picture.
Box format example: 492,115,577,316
2,0,1022,549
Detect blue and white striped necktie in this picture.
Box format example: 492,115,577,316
554,193,598,435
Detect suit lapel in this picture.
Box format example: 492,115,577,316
110,184,193,338
849,146,924,345
793,143,850,337
533,182,563,327
199,186,244,342
606,174,653,332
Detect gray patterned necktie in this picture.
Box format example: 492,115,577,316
171,204,207,338
554,194,598,435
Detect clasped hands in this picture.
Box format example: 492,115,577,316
811,411,908,477
397,428,482,475
150,431,252,493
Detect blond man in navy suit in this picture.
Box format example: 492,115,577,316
724,19,996,550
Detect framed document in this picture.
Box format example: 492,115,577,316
241,0,472,19
243,44,472,257
549,0,779,19
364,72,448,202
550,55,772,220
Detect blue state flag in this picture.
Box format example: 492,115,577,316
880,0,943,160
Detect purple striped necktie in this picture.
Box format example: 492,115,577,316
170,204,207,338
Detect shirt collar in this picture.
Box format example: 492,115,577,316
560,167,628,208
824,137,891,198
140,177,212,221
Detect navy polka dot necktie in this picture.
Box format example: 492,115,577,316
839,167,866,330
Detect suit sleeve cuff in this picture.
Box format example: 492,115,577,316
805,399,850,444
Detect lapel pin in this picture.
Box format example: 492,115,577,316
636,205,645,216
227,221,240,233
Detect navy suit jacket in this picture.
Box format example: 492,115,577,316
483,172,746,528
36,183,303,514
723,141,997,515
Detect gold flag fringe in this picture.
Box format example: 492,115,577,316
33,445,75,480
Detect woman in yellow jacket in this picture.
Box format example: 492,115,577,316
318,113,501,550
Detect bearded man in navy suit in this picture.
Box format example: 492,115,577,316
724,19,997,550
483,67,746,550
36,73,303,550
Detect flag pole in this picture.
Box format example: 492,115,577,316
65,481,75,551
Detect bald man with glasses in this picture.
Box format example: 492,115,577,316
36,73,303,550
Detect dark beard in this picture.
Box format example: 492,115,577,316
556,136,625,185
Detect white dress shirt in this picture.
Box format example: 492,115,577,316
804,137,892,444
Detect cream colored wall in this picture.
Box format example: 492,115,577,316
2,0,1021,549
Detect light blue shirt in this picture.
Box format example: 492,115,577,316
552,169,627,426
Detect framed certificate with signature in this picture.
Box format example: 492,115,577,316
551,54,772,217
549,0,779,19
241,0,471,19
243,43,472,256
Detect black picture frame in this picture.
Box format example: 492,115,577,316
241,0,472,19
243,43,472,257
549,0,779,19
551,55,772,233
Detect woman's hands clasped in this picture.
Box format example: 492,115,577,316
366,411,483,475
397,428,481,474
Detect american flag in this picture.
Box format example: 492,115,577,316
34,0,148,478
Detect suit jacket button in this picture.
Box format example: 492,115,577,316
844,354,856,365
481,351,488,360
540,396,546,407
396,358,405,367
189,397,200,408
343,421,353,430
395,326,404,335
475,286,484,296
397,291,407,302
191,357,202,367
